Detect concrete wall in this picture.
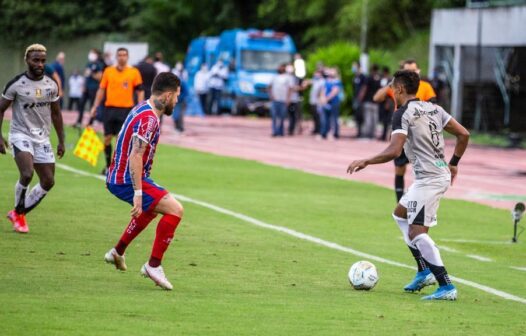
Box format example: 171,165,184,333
431,6,526,47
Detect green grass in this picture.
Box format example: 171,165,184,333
1,125,526,335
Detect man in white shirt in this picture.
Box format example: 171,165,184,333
268,64,293,137
194,63,209,114
68,70,85,112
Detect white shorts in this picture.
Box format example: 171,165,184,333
9,133,55,164
400,176,450,227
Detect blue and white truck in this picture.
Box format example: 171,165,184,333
185,29,297,114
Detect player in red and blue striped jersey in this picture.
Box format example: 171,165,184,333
104,72,183,290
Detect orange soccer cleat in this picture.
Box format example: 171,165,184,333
7,210,29,233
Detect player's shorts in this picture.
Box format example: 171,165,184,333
9,133,55,164
103,107,131,136
394,149,409,167
107,178,169,212
399,176,450,227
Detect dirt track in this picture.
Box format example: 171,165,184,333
158,115,526,211
7,110,526,210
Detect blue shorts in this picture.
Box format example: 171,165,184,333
107,178,169,212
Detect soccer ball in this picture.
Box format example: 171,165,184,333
348,261,379,290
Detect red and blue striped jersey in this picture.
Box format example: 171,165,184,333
106,101,161,185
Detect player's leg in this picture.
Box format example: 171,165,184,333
394,150,408,202
140,189,184,290
105,181,159,271
407,179,456,300
23,162,55,215
393,203,435,292
7,143,35,232
101,108,116,174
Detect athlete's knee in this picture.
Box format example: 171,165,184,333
19,168,34,184
40,176,55,191
393,204,407,218
156,194,184,217
408,225,428,241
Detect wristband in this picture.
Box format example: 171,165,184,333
449,155,461,166
134,190,143,197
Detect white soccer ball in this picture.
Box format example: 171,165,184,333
348,261,379,290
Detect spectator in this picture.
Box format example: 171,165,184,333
68,70,84,112
352,61,366,138
286,63,303,135
136,55,157,99
154,51,170,74
320,67,342,140
194,63,210,114
50,51,65,107
268,64,293,137
76,48,104,127
207,60,229,115
172,79,189,133
378,66,394,141
172,61,188,82
358,64,381,139
308,69,325,135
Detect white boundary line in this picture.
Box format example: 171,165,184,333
438,238,514,245
510,266,526,272
56,163,526,305
466,255,493,262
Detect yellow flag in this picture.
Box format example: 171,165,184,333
73,127,104,166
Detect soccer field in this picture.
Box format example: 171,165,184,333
1,127,525,335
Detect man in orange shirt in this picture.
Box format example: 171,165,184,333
90,48,144,174
373,59,436,201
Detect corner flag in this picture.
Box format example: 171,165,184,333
73,127,104,166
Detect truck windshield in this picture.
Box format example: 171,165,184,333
241,50,292,72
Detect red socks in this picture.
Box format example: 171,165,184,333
149,214,181,267
115,211,157,255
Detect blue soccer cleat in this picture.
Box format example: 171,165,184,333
404,269,437,292
421,284,457,301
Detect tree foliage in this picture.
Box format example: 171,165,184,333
0,0,139,46
0,0,464,58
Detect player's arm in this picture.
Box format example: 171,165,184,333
89,87,106,118
50,100,65,158
0,97,13,154
347,133,406,174
129,135,147,218
443,117,470,185
373,86,389,103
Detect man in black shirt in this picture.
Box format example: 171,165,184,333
357,64,381,138
136,55,157,100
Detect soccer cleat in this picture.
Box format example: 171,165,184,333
7,210,29,233
404,269,436,292
140,263,173,290
104,248,127,271
421,284,457,301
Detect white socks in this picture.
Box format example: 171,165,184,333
411,233,444,267
15,181,28,208
392,214,412,246
25,184,48,210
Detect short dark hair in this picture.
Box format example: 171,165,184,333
403,58,417,66
116,47,128,55
151,72,181,95
370,64,379,72
392,70,420,95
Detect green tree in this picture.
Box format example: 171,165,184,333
0,0,139,46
